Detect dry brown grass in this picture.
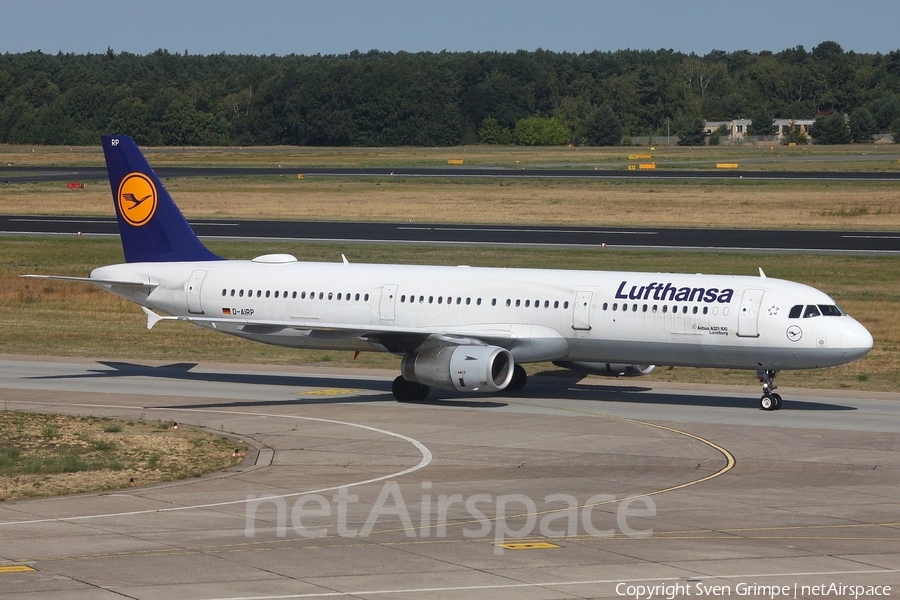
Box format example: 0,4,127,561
4,177,900,230
2,142,899,169
0,411,243,501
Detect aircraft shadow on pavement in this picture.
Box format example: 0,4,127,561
30,361,855,412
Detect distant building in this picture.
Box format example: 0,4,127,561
705,119,752,139
704,118,815,141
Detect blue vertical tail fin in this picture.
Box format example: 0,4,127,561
101,135,221,263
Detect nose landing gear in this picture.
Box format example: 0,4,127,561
757,369,782,411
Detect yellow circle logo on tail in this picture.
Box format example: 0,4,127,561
117,173,158,227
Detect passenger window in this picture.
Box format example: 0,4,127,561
803,305,821,318
643,304,648,312
603,302,608,311
692,306,698,314
554,301,559,309
364,294,369,301
400,295,406,302
239,290,244,298
525,300,530,307
703,306,708,315
230,289,235,297
613,303,618,311
662,305,667,313
516,299,521,307
563,301,569,309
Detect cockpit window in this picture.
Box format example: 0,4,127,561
789,305,803,319
818,304,843,316
803,305,821,318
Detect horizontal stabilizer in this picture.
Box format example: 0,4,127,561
141,307,174,330
21,274,158,290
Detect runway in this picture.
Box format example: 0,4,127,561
4,164,900,183
4,215,900,254
0,356,898,599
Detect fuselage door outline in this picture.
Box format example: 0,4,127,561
573,290,593,331
187,269,208,315
737,288,765,338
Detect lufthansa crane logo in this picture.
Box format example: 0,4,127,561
117,173,157,227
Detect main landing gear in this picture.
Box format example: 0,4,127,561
757,369,783,411
507,364,528,392
392,376,430,402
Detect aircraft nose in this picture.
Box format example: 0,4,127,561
841,321,874,361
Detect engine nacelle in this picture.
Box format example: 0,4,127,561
401,345,514,393
553,361,655,378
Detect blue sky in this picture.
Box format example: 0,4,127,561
4,0,898,56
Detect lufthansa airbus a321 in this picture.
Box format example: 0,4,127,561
24,136,874,410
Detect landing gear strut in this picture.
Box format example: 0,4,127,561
757,369,783,411
392,376,430,402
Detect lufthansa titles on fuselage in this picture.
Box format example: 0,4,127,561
615,281,735,304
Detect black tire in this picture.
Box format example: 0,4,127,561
760,394,776,411
507,364,528,391
772,393,783,410
392,376,430,402
413,383,431,401
392,376,418,402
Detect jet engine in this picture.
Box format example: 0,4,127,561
401,345,514,393
553,361,655,377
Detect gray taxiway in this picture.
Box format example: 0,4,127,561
0,356,898,599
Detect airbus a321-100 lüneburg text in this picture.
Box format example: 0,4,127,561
25,136,873,410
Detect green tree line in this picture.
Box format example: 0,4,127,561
1,42,899,147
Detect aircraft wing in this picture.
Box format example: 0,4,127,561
142,308,517,354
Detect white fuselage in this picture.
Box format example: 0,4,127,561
91,256,873,372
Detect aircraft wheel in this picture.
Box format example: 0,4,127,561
413,383,431,401
392,376,426,402
772,393,783,410
507,364,528,391
760,394,776,411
